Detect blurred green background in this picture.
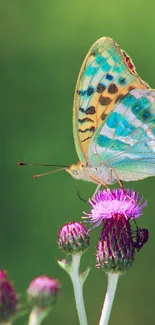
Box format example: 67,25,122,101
1,0,155,324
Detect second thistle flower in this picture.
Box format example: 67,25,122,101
58,222,90,254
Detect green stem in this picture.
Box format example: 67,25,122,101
99,273,119,325
28,308,49,325
69,254,88,325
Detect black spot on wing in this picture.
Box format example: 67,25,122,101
78,126,95,133
81,136,92,143
87,87,95,96
78,117,93,124
99,96,112,105
115,94,124,103
118,77,126,85
86,106,96,114
97,83,106,93
108,83,118,94
101,112,107,120
79,106,96,114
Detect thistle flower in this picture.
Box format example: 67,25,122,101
58,222,90,254
85,189,146,228
0,269,17,323
83,189,148,325
84,189,148,274
27,276,60,308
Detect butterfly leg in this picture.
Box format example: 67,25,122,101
110,167,124,189
90,174,109,188
89,174,109,199
110,167,135,202
92,183,102,198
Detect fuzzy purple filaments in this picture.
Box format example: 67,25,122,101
84,189,147,228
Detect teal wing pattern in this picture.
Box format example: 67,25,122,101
88,89,155,181
73,37,149,166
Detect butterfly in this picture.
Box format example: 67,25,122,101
64,37,155,192
19,37,155,193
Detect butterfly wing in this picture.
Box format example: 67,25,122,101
73,37,149,165
89,89,155,181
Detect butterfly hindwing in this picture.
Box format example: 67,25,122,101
88,89,155,181
73,37,149,165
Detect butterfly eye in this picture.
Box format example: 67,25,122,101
72,169,78,176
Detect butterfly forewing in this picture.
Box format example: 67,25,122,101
73,37,149,166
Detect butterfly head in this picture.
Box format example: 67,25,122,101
65,162,84,180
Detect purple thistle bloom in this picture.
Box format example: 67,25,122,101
27,276,60,308
83,189,148,273
84,189,147,228
58,222,90,254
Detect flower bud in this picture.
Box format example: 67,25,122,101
0,270,17,323
27,276,60,308
58,222,90,254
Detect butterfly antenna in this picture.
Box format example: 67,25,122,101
33,168,65,178
18,162,68,168
18,162,68,178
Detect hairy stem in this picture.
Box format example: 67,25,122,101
69,254,88,325
28,308,49,325
99,273,119,325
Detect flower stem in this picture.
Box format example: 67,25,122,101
28,308,49,325
99,273,119,325
69,254,88,325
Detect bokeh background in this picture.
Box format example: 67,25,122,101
1,0,155,324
